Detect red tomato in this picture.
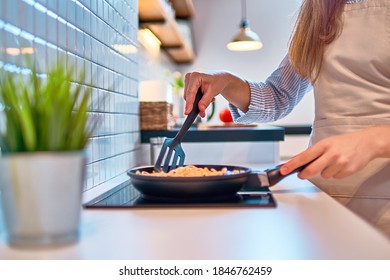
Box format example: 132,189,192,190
219,108,233,123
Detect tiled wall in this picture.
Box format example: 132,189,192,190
0,0,140,198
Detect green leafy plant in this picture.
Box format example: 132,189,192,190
0,59,97,154
164,69,184,94
172,71,184,90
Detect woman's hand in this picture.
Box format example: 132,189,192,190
280,125,390,180
184,71,250,118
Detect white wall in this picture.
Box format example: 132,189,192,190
180,0,314,128
177,0,314,159
185,0,297,78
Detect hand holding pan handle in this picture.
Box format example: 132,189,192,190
257,162,311,187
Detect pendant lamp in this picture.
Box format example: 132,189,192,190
227,0,263,51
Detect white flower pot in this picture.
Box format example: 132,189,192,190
0,151,86,247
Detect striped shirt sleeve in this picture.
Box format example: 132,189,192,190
229,55,312,124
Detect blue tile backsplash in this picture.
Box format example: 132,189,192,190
0,0,141,196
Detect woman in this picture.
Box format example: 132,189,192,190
183,0,390,238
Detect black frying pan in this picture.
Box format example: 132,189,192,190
127,163,305,199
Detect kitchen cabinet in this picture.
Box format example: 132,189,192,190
138,0,196,64
140,125,285,143
140,125,284,165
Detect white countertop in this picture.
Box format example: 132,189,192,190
1,174,390,260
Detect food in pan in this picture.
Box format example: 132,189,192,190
136,165,244,177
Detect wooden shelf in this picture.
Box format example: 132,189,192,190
170,0,195,18
138,0,196,64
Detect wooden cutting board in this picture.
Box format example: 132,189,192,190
197,123,258,129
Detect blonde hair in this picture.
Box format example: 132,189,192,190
289,0,345,83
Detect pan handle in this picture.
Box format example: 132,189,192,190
264,162,310,187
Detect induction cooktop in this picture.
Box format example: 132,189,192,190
83,174,276,209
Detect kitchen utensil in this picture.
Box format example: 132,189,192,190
127,163,308,200
154,89,203,172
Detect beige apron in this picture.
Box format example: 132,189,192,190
310,0,390,238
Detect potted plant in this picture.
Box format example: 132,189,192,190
0,59,96,247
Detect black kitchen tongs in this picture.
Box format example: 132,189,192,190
154,89,203,173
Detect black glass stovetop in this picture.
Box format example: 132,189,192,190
83,174,276,209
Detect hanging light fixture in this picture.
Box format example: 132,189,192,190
227,0,263,51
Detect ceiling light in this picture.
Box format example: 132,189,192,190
138,28,161,54
227,0,263,52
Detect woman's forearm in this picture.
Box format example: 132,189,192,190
219,73,251,113
368,124,390,159
184,71,251,117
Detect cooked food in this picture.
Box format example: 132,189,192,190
136,165,243,177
